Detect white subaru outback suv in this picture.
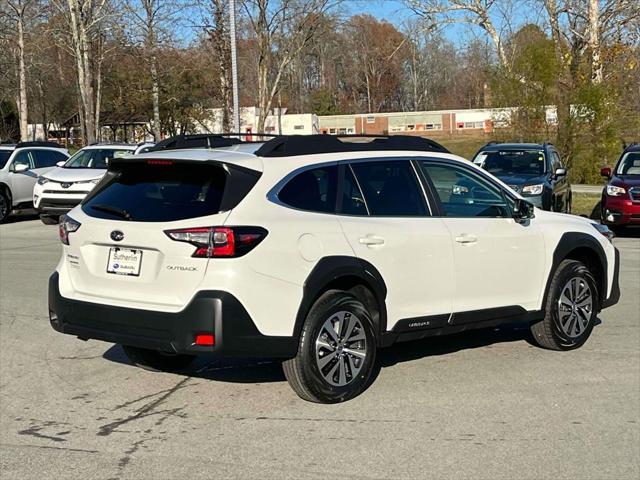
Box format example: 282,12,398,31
49,134,620,403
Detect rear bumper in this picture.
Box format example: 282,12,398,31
48,272,298,358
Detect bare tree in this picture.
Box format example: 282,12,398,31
199,0,232,132
408,0,510,70
122,0,183,141
3,0,38,141
51,0,111,144
242,0,336,132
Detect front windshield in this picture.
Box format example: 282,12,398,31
64,148,131,169
0,150,12,169
474,150,546,176
616,152,640,175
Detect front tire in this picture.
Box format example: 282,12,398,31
0,191,10,223
122,345,195,372
531,259,598,350
283,290,377,403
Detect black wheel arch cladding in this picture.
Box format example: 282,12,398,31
543,232,609,311
294,256,387,344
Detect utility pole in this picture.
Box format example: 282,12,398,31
229,0,241,133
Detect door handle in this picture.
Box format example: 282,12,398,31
455,234,477,244
359,235,385,246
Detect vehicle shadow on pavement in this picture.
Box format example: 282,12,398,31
3,212,39,224
615,227,640,238
376,323,534,370
102,320,587,386
103,345,286,383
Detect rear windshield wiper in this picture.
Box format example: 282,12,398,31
90,204,132,220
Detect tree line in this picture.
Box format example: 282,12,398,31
0,0,638,181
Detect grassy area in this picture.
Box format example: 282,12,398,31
437,136,488,159
572,192,601,219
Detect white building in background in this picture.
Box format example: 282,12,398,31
196,107,319,136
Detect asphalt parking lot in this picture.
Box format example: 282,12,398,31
1,217,638,480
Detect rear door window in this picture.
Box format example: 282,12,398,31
339,166,368,215
278,166,338,213
350,161,428,216
83,162,257,222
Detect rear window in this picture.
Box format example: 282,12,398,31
82,162,258,222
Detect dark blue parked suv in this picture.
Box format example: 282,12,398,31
472,142,572,212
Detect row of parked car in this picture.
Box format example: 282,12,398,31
1,137,638,230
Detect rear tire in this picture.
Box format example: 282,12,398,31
122,345,195,372
40,215,59,225
283,290,377,403
531,259,598,350
0,191,10,223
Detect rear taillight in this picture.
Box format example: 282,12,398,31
164,226,267,258
59,215,81,245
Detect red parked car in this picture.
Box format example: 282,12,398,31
600,144,640,231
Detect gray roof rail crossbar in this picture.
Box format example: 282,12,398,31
15,141,63,149
254,134,450,157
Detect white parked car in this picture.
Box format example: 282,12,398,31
33,143,143,224
49,134,620,403
0,141,70,223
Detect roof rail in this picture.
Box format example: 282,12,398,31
15,141,63,149
254,134,450,157
146,133,279,152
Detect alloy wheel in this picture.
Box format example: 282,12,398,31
315,311,368,387
557,276,593,338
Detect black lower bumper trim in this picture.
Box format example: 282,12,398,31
48,273,298,358
602,247,621,309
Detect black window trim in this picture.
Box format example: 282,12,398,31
268,156,523,219
415,158,519,219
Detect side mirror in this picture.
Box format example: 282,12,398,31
554,168,567,177
452,184,469,195
513,198,535,223
600,167,612,178
56,160,66,167
12,163,29,173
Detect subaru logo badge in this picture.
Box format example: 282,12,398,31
110,230,124,242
